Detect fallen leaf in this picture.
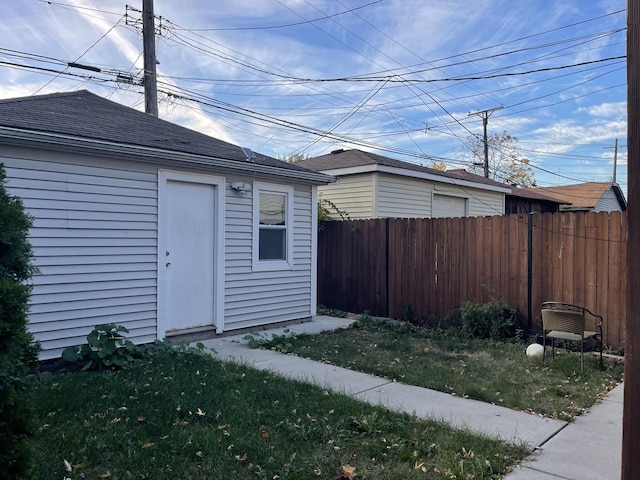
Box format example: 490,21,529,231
195,451,204,458
261,429,269,438
196,408,205,416
63,459,72,472
137,416,146,423
141,442,154,449
99,472,111,479
336,464,356,479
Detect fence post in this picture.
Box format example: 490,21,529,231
527,213,534,330
385,217,390,317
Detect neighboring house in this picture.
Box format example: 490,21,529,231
448,169,567,214
0,90,334,360
530,182,627,212
296,149,511,219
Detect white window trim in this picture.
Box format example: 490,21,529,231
252,182,294,271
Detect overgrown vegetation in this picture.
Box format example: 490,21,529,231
318,194,348,231
261,315,623,421
27,346,527,479
458,299,518,340
62,323,143,371
0,163,40,478
317,304,349,318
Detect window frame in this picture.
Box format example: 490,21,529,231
252,182,294,271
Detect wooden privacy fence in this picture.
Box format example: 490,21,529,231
317,211,627,349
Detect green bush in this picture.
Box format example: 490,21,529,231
0,163,40,478
458,299,518,340
62,323,142,371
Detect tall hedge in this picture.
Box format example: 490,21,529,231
0,163,40,478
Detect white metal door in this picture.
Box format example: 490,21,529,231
164,179,215,332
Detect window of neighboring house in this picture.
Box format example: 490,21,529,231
253,182,294,270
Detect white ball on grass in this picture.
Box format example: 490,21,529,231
526,343,544,358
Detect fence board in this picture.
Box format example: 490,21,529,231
317,211,627,348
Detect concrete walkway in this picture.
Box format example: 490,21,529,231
505,382,623,480
196,315,622,478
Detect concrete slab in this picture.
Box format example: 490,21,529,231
504,466,563,479
217,316,355,344
505,383,623,480
245,355,393,396
352,381,566,447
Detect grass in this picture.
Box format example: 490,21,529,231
26,344,528,480
260,317,624,421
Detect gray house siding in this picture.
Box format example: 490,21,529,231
223,184,314,330
2,147,158,359
375,173,431,218
595,187,623,212
3,148,317,360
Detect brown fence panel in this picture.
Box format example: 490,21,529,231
317,211,627,349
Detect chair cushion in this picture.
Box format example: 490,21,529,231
546,330,599,341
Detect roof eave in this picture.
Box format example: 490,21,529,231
0,127,336,185
612,183,628,211
318,164,511,193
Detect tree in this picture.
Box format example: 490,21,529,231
467,130,536,187
277,152,309,163
0,163,40,478
430,160,447,171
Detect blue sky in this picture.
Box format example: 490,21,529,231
0,0,628,194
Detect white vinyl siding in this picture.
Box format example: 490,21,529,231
375,173,431,218
317,174,373,219
352,172,505,219
2,149,158,360
224,183,313,330
3,147,319,359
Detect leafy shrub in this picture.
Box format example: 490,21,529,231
458,299,518,340
62,323,142,370
0,163,40,478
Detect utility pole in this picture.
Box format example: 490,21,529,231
613,138,619,184
605,138,626,184
468,105,503,178
623,0,640,478
142,0,158,117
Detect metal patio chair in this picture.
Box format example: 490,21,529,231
541,301,603,373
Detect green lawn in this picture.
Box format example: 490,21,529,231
260,317,624,421
26,344,528,480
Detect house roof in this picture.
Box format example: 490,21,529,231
297,149,511,193
447,169,568,204
0,90,333,185
528,182,627,211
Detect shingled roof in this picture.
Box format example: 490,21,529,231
530,182,627,211
0,90,330,183
297,148,509,192
447,169,567,203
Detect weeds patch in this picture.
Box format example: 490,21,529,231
262,317,623,421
